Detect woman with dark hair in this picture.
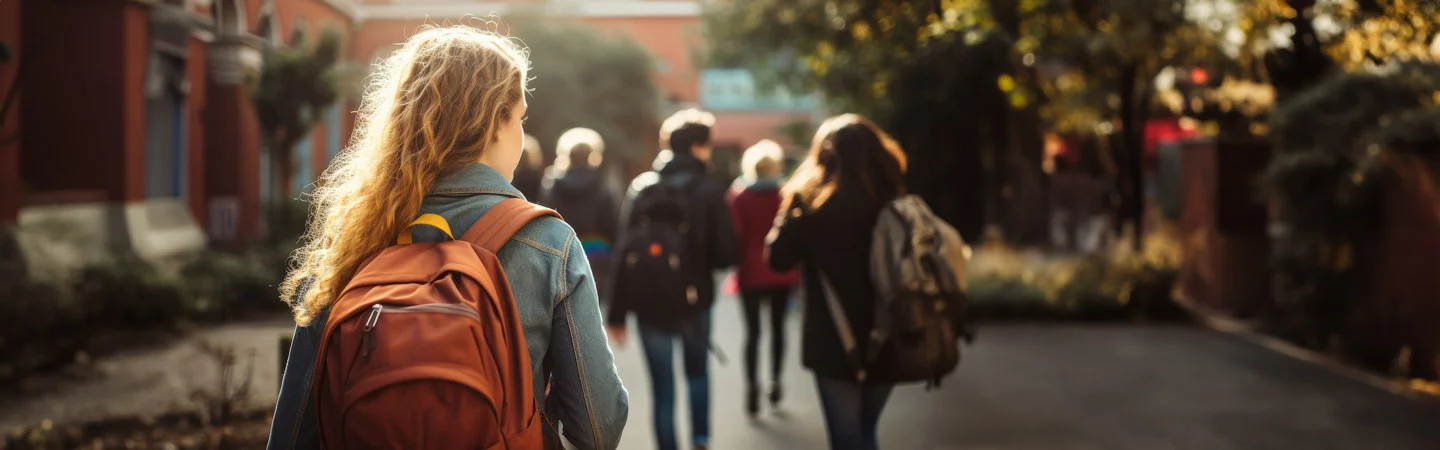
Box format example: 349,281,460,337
766,114,907,450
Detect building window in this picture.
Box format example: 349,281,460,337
144,51,188,200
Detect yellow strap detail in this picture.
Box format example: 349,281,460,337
397,213,454,244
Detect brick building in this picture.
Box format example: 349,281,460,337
0,0,355,259
0,0,815,264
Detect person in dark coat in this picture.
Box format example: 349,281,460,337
766,114,908,450
607,109,737,450
728,139,801,416
512,134,545,201
541,127,620,304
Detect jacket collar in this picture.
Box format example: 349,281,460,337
659,152,708,176
746,176,783,190
430,163,525,200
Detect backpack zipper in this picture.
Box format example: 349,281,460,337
384,302,482,320
361,304,382,358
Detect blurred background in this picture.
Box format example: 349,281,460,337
3,0,1440,448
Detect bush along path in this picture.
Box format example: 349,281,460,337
964,228,1190,323
0,243,294,391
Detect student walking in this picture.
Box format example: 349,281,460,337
765,115,910,450
727,139,801,416
541,127,620,306
514,134,546,202
608,109,737,450
266,26,628,450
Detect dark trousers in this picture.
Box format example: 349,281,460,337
638,312,712,450
815,376,894,450
739,288,792,388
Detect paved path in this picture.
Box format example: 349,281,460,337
0,316,295,431
609,297,1440,450
3,297,1439,449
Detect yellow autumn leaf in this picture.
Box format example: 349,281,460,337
817,40,835,57
997,74,1016,92
1010,91,1029,109
852,22,872,41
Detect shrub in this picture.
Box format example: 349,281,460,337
181,250,285,321
1265,64,1440,345
71,255,187,330
0,278,80,384
967,276,1053,319
965,220,1186,322
189,340,257,428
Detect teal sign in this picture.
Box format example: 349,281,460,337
700,69,817,112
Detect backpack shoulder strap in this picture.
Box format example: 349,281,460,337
461,198,564,252
816,270,868,382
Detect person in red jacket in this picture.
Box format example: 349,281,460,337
728,139,802,417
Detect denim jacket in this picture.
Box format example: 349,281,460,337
266,163,629,450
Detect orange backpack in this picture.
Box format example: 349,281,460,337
313,199,559,449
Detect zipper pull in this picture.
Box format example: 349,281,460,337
362,304,382,358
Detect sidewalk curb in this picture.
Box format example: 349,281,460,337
1173,293,1437,401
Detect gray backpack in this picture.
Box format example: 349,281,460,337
818,194,973,386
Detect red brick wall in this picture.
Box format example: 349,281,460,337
121,2,150,202
20,0,133,202
582,16,700,103
352,19,425,63
187,36,209,225
206,83,264,244
1175,139,1272,317
0,0,21,224
275,0,354,43
1353,156,1440,363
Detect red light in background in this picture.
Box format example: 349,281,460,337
1190,68,1209,85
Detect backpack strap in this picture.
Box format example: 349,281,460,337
461,198,563,252
817,270,868,383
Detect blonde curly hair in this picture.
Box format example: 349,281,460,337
280,26,530,326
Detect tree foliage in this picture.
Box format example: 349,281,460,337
706,0,1234,244
253,27,342,193
1264,62,1440,343
706,0,1033,240
510,18,660,164
252,27,343,200
1234,0,1439,93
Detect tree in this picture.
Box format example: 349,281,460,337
994,0,1229,248
704,0,1044,242
1264,62,1440,355
252,27,342,205
509,18,660,167
1232,0,1439,101
705,0,1228,247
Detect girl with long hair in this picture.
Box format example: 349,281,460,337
266,26,628,450
766,114,907,450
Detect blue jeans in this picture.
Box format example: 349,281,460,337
815,376,894,450
639,313,712,450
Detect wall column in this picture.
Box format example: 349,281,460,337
205,34,263,246
0,0,21,225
